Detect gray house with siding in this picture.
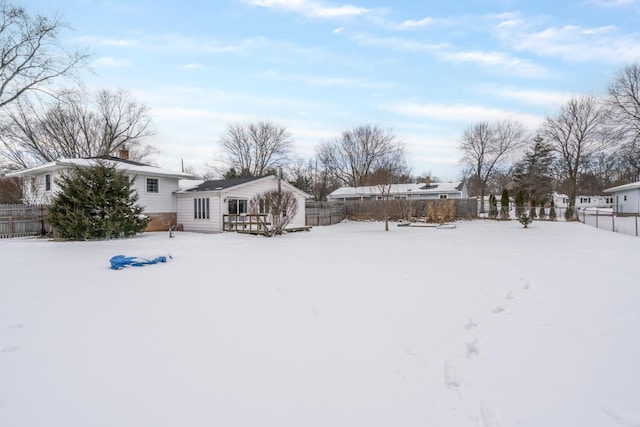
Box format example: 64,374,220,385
604,181,640,215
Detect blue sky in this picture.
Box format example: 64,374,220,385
25,0,640,180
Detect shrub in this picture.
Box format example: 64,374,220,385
47,162,149,240
515,189,525,217
538,199,546,219
529,197,537,219
549,199,557,221
488,194,498,219
519,212,533,228
426,199,455,223
500,189,510,220
249,189,299,236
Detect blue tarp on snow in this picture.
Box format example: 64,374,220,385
109,254,171,270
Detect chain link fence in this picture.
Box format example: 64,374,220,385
578,208,639,237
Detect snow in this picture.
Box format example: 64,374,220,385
1,220,639,427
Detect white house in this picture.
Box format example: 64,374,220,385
327,179,468,201
604,181,640,215
7,156,193,231
176,176,309,233
552,192,613,209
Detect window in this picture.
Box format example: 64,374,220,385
439,194,448,199
45,174,51,192
228,198,248,215
146,178,159,193
194,198,210,219
258,199,270,214
624,195,627,201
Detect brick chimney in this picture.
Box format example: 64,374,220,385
118,147,129,160
425,176,431,187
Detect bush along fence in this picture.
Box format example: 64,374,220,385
0,204,51,238
578,208,639,238
313,199,477,223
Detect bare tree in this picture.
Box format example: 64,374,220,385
216,121,292,178
317,124,405,188
460,119,527,213
249,189,299,236
608,63,640,179
368,148,409,231
0,88,155,168
0,2,87,109
540,95,616,215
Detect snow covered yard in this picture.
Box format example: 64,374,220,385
1,220,639,427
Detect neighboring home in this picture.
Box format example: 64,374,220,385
604,181,640,215
327,179,468,201
552,192,614,209
176,176,309,233
7,155,193,231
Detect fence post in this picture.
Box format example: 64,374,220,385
636,214,638,237
612,212,615,232
8,215,13,238
596,209,598,229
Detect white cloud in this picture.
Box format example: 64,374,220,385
441,50,549,78
262,69,396,89
245,0,371,18
180,63,207,70
333,27,344,33
91,56,131,68
477,84,573,108
493,18,640,63
396,17,435,30
382,101,544,129
350,33,547,77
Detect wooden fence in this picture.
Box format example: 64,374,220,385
0,204,50,239
305,199,477,224
305,203,346,226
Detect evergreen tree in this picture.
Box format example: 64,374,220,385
538,199,546,219
529,197,537,218
47,162,149,240
512,135,556,201
549,199,557,221
500,188,510,220
515,189,525,217
488,194,498,219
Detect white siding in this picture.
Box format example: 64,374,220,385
133,176,179,214
614,189,640,214
176,176,308,232
177,193,223,232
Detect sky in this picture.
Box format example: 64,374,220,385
23,0,640,180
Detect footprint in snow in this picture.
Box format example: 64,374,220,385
492,306,506,314
1,346,21,354
465,318,478,330
444,362,461,390
466,340,480,358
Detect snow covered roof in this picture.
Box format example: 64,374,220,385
177,175,311,198
328,181,465,198
604,181,640,193
7,157,193,180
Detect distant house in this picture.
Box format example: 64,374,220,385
604,181,640,215
176,176,309,233
7,156,192,231
327,179,468,201
552,192,613,209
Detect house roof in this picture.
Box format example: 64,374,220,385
178,175,311,198
182,176,265,192
7,157,193,179
604,181,640,193
328,181,465,198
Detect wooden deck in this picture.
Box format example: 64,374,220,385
222,214,311,235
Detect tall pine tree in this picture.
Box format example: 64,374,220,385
512,135,556,202
47,162,149,240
